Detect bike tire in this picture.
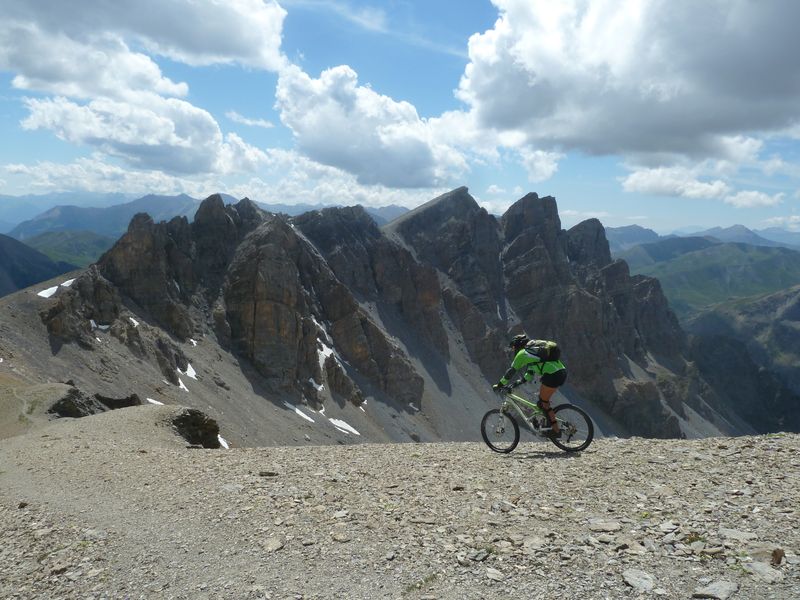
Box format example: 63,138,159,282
549,404,594,452
480,408,520,453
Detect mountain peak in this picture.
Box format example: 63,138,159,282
384,187,479,233
501,192,559,242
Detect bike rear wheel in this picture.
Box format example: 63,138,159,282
549,404,594,452
480,409,520,453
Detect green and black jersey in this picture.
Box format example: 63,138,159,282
499,348,566,386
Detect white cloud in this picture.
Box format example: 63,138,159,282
3,0,287,71
4,151,445,209
724,190,783,208
1,0,285,180
458,1,800,159
621,166,731,199
763,215,800,231
4,157,224,196
226,111,274,129
0,25,187,102
275,64,467,188
519,148,562,182
21,96,268,176
229,149,445,207
487,185,506,194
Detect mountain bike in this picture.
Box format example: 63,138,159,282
481,382,594,453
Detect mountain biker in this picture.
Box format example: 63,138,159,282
493,334,567,438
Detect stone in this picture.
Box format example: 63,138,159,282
262,537,284,553
692,580,739,600
745,562,784,583
588,519,621,533
622,569,655,592
486,568,504,581
719,528,757,542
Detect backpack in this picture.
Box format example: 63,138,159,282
526,339,561,362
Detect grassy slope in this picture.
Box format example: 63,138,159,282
630,242,800,318
23,230,115,267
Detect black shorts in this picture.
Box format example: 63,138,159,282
540,369,567,388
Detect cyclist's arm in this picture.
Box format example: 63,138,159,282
499,351,537,385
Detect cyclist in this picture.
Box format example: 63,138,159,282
493,334,567,438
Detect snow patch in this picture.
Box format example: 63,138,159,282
359,405,366,413
329,418,360,436
61,278,75,287
218,435,230,450
129,317,139,327
179,363,197,380
189,339,198,347
0,358,4,364
408,403,420,412
308,377,324,392
97,324,110,331
95,337,102,342
317,341,336,370
37,286,59,298
146,398,164,405
90,319,97,330
177,378,189,393
283,401,315,423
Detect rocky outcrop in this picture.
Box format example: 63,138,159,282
295,206,448,357
389,187,504,323
171,408,220,448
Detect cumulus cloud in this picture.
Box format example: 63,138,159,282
763,215,800,230
0,0,284,179
724,190,783,208
3,0,286,71
458,1,800,159
275,64,467,188
519,148,563,182
0,25,187,102
230,149,446,207
5,151,446,209
21,96,268,176
621,166,731,199
5,157,224,196
226,111,274,129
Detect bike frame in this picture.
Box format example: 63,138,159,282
501,391,545,429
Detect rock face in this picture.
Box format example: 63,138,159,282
687,285,800,433
33,188,765,439
387,190,691,436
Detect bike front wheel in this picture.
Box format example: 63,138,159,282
480,409,520,453
550,404,594,452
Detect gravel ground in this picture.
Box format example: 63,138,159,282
1,406,798,599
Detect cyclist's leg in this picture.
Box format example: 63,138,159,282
538,385,559,433
538,370,567,434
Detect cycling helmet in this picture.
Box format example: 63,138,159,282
509,334,529,352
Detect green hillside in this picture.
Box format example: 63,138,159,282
23,230,116,267
628,242,800,319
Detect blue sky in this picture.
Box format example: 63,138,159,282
1,0,800,233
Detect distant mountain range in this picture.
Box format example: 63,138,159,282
6,193,410,242
617,237,800,319
10,194,202,240
0,192,132,233
0,233,75,297
606,223,800,253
